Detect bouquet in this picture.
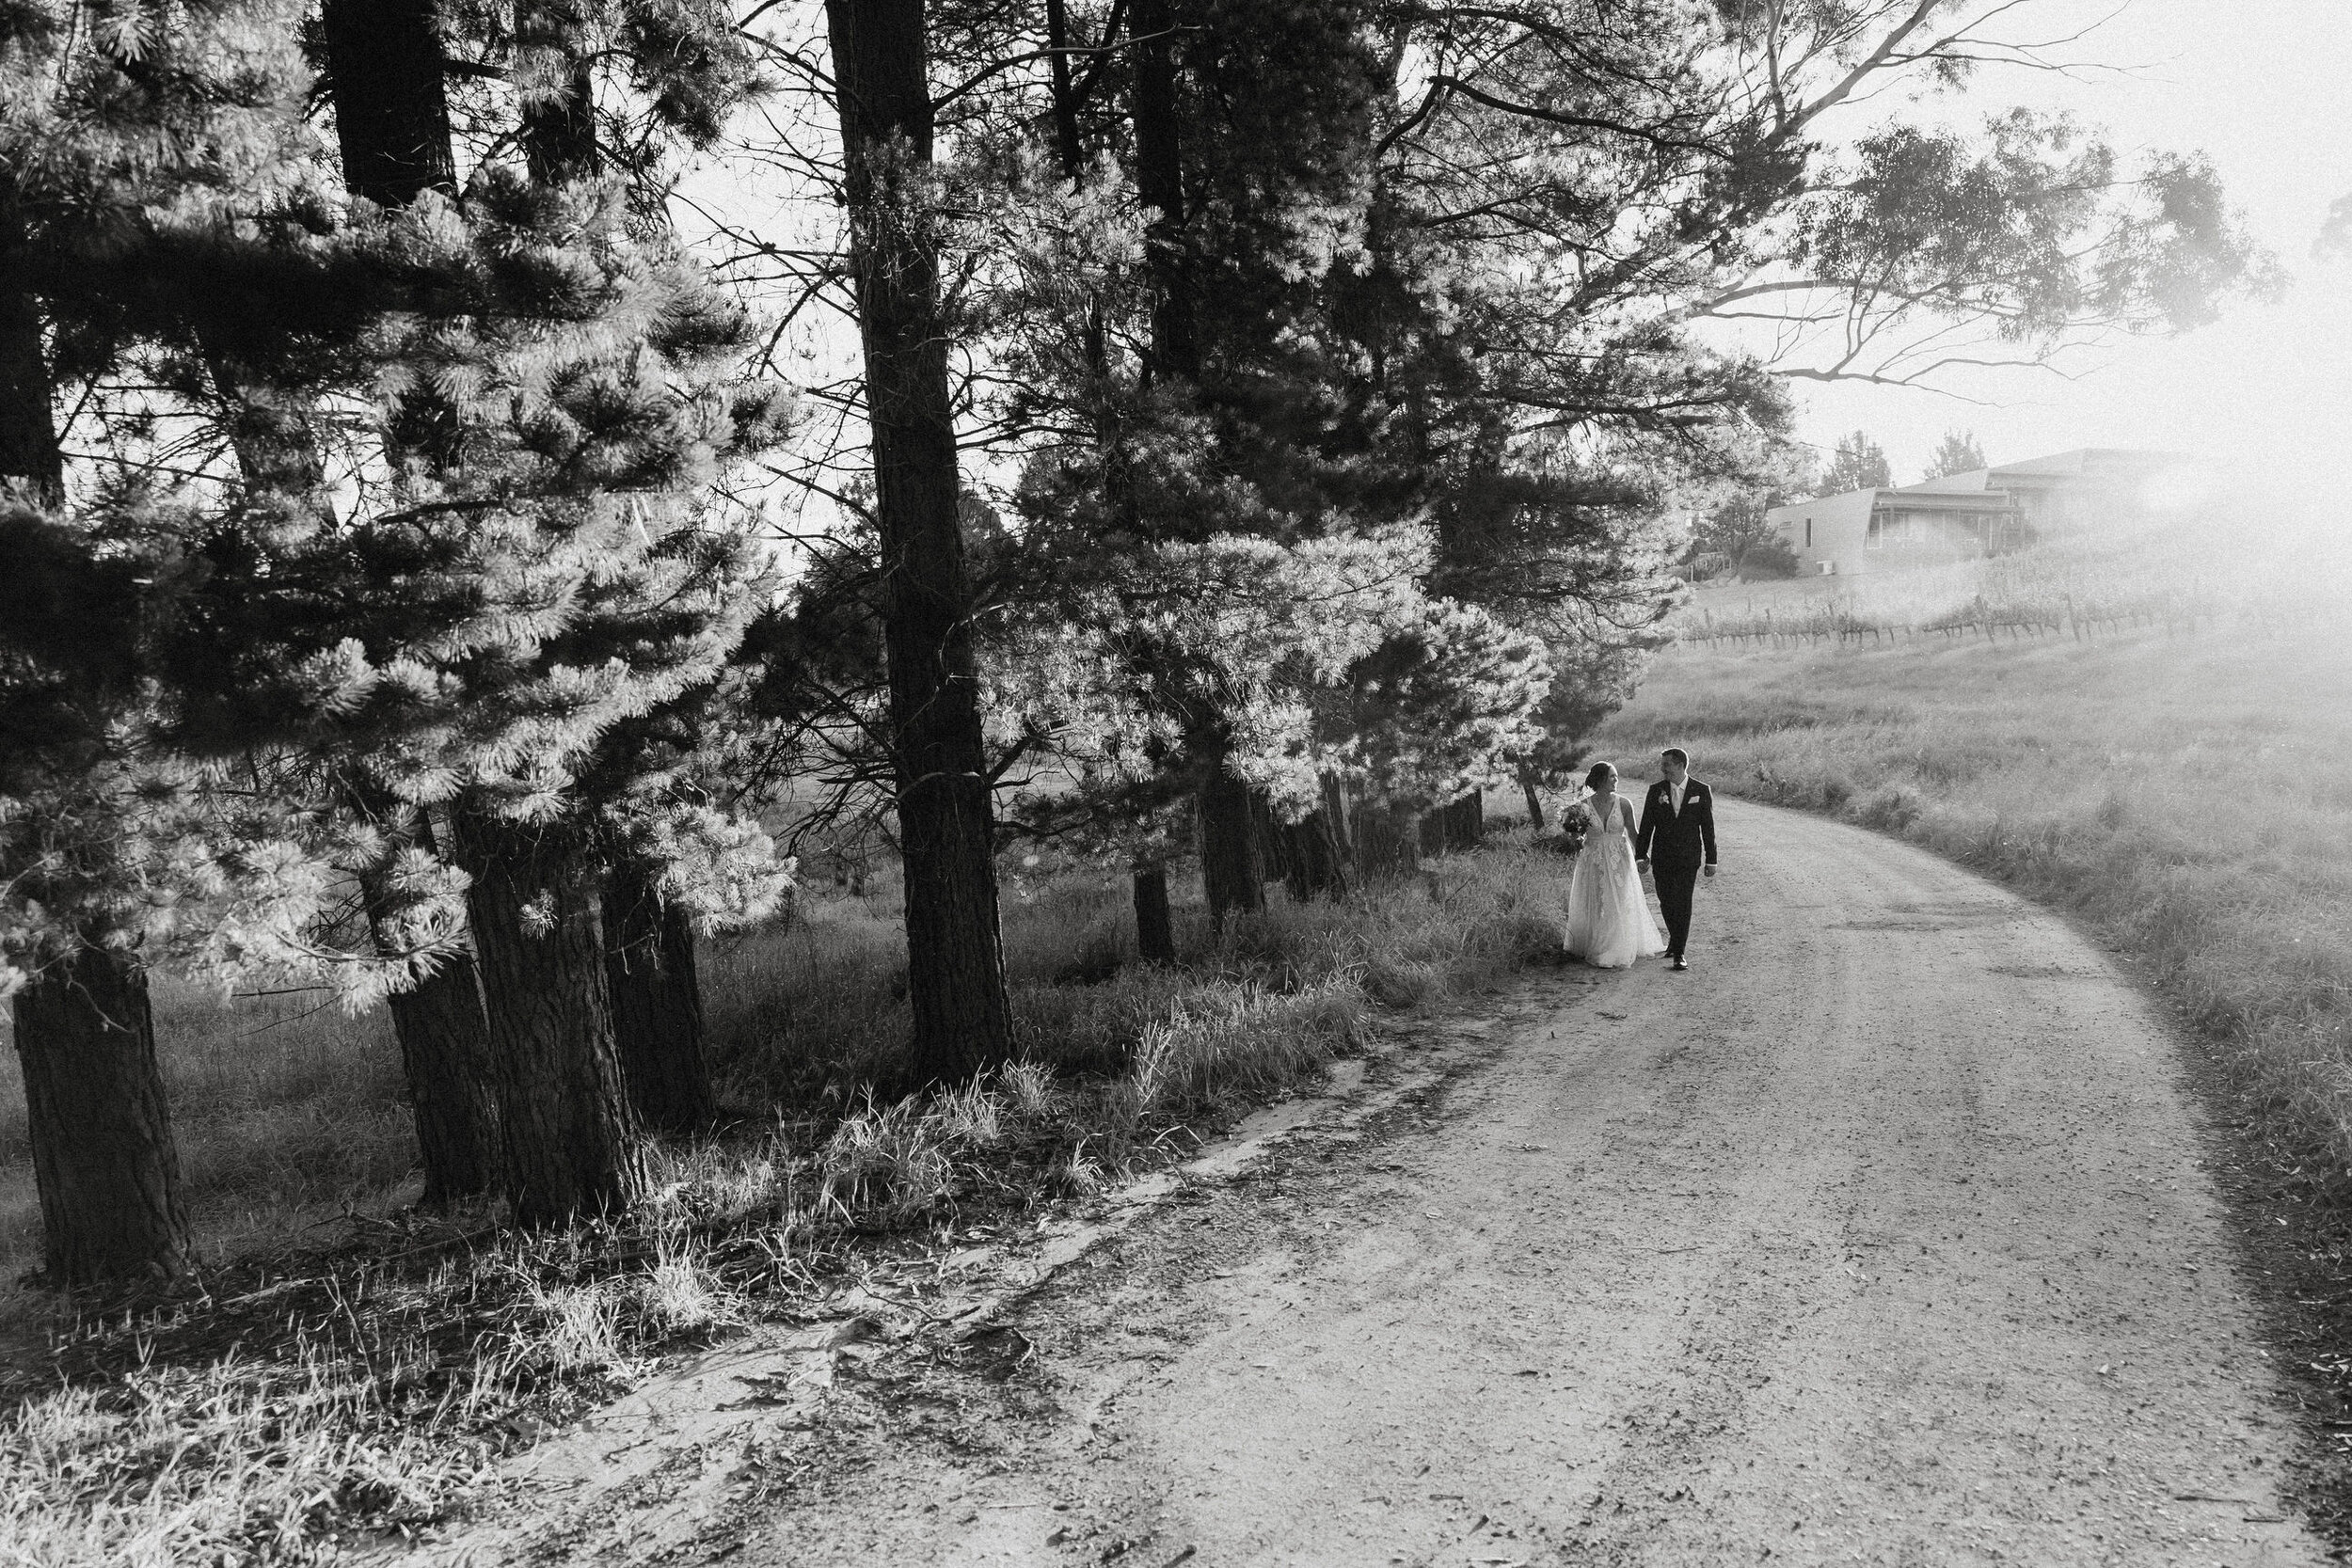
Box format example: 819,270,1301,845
1549,790,1591,856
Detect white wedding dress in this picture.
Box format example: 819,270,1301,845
1564,794,1667,969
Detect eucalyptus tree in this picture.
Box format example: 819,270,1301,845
1924,431,1988,483
1325,0,2270,788
1821,432,1892,493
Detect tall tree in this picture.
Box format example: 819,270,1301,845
0,0,341,1283
169,0,500,1211
131,0,788,1227
0,510,190,1285
1821,431,1892,493
1924,430,1988,482
825,0,1015,1086
1123,0,1268,925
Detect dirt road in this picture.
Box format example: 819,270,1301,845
711,799,2324,1568
449,798,2328,1566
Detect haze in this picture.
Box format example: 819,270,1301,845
1795,0,2352,513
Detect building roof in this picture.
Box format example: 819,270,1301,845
1765,488,1874,515
1986,448,2186,480
1771,448,2188,515
1876,484,2021,512
1768,481,2019,515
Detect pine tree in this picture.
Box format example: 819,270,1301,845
961,0,1444,925
0,500,196,1284
0,0,342,1283
122,0,791,1226
825,0,1016,1087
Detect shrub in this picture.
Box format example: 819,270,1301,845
1739,537,1800,578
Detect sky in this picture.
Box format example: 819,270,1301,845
1788,0,2352,505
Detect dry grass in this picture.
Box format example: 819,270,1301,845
704,834,1565,1110
0,826,1571,1561
1591,527,2352,1175
0,1158,841,1567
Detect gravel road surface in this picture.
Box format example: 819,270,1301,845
421,799,2320,1567
730,799,2325,1567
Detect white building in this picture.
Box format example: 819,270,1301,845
1767,448,2185,577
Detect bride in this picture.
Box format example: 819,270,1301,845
1564,761,1667,968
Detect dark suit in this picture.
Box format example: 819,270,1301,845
1635,776,1718,959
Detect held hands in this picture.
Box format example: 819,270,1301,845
1704,864,1718,879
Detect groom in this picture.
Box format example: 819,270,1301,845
1634,746,1718,972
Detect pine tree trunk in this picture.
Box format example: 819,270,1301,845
1279,817,1311,902
1444,790,1485,852
383,950,501,1206
1282,811,1349,902
604,863,714,1134
1354,797,1419,877
1128,0,1196,382
11,948,192,1286
1251,788,1288,889
1199,763,1265,928
375,853,500,1210
448,811,645,1227
343,787,499,1208
1518,764,1546,831
1418,807,1447,859
516,0,598,187
828,0,1014,1089
319,0,464,461
1132,863,1175,963
1043,0,1086,177
319,0,457,205
0,208,63,504
1319,772,1355,873
358,813,501,1209
3,227,191,1287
